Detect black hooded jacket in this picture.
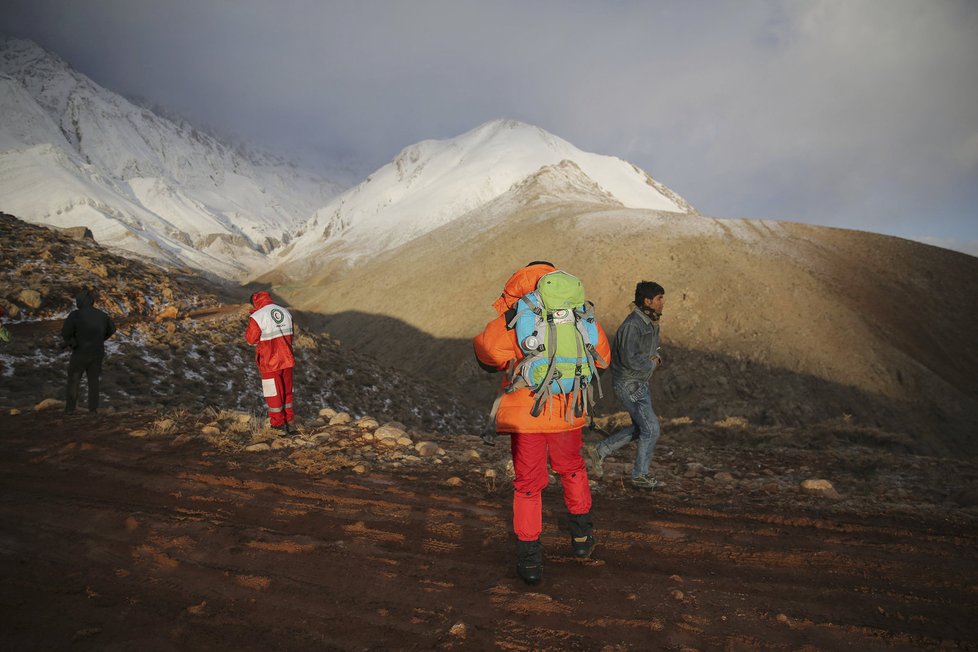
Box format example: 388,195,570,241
61,291,116,353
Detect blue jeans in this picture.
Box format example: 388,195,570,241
597,379,660,479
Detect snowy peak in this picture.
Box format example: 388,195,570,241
0,37,345,280
282,119,694,268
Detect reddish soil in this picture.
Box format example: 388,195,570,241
1,410,975,651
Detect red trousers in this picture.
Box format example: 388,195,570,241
261,367,294,427
510,428,592,541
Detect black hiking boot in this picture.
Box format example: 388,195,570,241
516,539,543,586
568,512,595,558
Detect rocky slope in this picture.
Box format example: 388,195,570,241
281,168,978,456
0,212,478,434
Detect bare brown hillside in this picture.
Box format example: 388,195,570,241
278,194,978,455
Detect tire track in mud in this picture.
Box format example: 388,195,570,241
1,412,976,649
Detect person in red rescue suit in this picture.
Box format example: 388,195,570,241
245,292,296,433
473,261,611,585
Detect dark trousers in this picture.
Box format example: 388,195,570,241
66,349,103,412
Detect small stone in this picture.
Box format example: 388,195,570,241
415,441,440,457
329,412,352,425
445,477,463,487
355,417,379,430
128,429,149,438
154,418,174,432
449,622,467,638
360,432,375,442
235,413,252,424
270,438,291,450
35,398,65,411
352,464,367,474
156,306,179,321
375,425,405,441
800,479,841,499
484,469,497,479
396,436,413,447
671,589,685,601
319,408,337,418
200,426,221,436
18,289,43,309
244,443,271,452
378,438,399,448
684,462,705,478
463,449,481,462
8,408,21,416
714,471,736,483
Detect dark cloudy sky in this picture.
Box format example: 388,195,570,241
3,0,977,255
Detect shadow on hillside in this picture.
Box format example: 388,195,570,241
310,310,978,458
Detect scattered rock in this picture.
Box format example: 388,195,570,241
319,408,337,419
35,398,65,411
245,443,271,452
18,289,43,309
58,226,94,240
800,478,841,499
355,416,379,430
445,477,463,487
449,622,467,638
684,462,705,477
714,471,736,484
375,424,405,441
74,255,109,278
329,412,352,425
128,429,149,438
415,441,440,457
200,425,221,436
352,464,367,474
156,306,179,321
9,408,21,415
463,449,481,462
396,436,413,447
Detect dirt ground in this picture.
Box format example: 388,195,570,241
1,410,976,651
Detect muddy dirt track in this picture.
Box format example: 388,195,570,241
1,410,975,651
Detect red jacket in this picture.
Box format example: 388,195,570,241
473,264,611,434
245,292,295,374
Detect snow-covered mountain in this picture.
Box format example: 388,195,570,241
0,37,346,280
273,119,696,275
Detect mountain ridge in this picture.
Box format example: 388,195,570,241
0,37,345,280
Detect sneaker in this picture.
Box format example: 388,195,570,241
516,539,543,586
582,444,604,480
631,475,658,490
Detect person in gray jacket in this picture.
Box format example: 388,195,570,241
585,281,665,489
61,289,116,414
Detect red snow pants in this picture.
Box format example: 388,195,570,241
510,428,591,542
260,367,294,427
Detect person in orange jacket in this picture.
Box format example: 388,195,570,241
245,291,296,432
473,261,611,585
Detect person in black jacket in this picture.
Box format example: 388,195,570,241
61,289,116,414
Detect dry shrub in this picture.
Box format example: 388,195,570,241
272,449,354,475
714,416,749,429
